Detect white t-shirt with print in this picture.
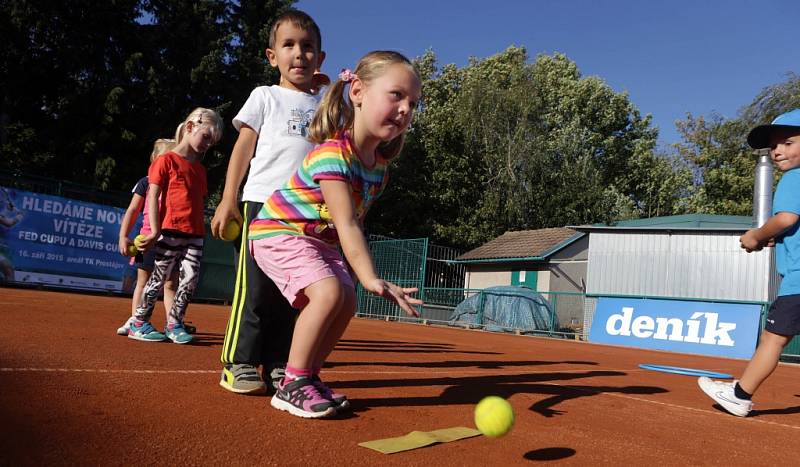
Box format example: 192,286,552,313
234,85,323,202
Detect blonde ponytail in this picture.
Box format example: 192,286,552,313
309,79,353,144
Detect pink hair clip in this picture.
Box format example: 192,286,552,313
339,68,358,83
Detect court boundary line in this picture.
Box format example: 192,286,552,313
542,382,800,431
1,366,716,375
0,368,219,374
0,366,739,376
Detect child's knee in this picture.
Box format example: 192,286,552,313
761,330,792,348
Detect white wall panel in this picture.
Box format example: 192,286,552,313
586,232,772,302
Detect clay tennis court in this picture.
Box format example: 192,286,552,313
2,287,800,465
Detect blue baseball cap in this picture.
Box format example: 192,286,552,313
747,109,800,149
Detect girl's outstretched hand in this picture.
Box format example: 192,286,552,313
367,279,422,317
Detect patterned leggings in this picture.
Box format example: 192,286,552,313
135,232,204,325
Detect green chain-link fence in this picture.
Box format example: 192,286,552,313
356,237,428,319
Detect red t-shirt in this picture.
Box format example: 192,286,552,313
148,151,207,236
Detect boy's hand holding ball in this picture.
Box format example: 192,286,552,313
221,220,241,242
210,202,242,241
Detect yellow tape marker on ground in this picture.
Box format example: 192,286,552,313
358,427,482,454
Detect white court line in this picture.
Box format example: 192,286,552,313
0,368,218,374
548,383,800,431
1,367,633,375
0,366,729,375
4,366,798,430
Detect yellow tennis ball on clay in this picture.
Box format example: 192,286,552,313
474,396,515,438
133,234,147,249
125,244,138,257
221,220,241,242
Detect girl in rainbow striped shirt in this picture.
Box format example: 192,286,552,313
249,51,423,419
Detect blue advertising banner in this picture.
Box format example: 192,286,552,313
588,297,761,359
0,186,139,292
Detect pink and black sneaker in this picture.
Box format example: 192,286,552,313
270,377,336,419
311,375,350,411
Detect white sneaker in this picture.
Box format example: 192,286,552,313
698,377,752,417
116,317,135,336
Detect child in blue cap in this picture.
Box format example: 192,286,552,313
698,109,800,416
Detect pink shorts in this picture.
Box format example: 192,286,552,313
250,234,354,308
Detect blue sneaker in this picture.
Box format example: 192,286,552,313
127,320,166,342
165,323,193,344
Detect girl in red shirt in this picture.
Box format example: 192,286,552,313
128,108,223,344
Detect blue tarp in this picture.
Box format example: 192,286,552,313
449,286,555,332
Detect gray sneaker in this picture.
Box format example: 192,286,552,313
219,364,267,395
268,364,286,392
698,377,752,417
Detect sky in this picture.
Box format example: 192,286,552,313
296,0,798,149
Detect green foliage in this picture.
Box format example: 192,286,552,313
0,0,292,194
7,3,793,251
741,73,800,127
370,48,678,248
675,74,800,215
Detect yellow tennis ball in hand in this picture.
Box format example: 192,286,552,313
221,220,241,242
134,234,147,249
475,396,515,438
125,244,138,257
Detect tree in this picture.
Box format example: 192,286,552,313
0,0,292,196
370,48,679,248
675,73,800,215
1,0,143,184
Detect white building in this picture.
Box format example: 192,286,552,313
572,214,775,338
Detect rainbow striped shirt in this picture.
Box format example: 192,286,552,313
250,133,389,246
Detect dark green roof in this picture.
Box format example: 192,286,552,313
572,214,753,232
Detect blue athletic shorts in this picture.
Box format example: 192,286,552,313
764,294,800,336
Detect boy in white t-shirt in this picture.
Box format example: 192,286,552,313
211,9,327,394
